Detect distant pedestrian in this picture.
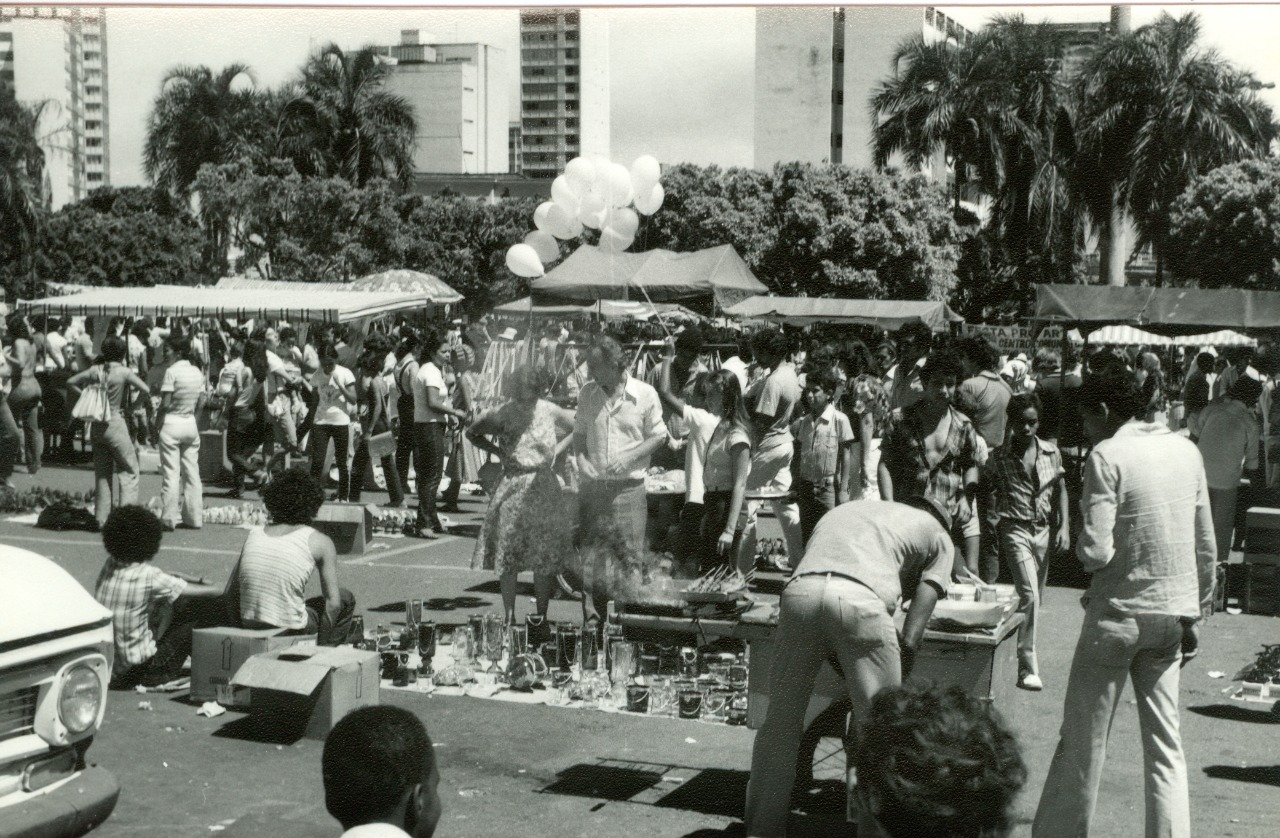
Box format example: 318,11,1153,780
1195,375,1261,564
791,370,854,544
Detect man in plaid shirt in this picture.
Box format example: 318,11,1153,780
95,506,219,689
987,392,1070,692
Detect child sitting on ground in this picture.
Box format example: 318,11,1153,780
94,505,220,689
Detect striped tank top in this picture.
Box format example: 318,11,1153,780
238,526,316,630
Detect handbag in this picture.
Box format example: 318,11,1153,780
367,431,397,459
71,366,112,423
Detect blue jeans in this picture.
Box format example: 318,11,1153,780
91,415,139,523
744,574,900,838
1033,602,1190,838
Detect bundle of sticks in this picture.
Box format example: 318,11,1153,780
683,565,755,594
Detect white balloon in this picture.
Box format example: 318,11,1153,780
564,157,594,196
545,203,576,239
630,155,661,193
598,225,635,254
551,175,579,209
563,216,585,238
577,193,607,230
533,201,555,232
634,183,665,216
524,230,560,264
604,163,634,208
505,243,545,278
604,207,639,240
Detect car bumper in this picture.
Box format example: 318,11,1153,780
1,767,119,838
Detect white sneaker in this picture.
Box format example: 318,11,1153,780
1018,672,1043,691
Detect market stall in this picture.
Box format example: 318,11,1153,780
529,244,767,311
724,296,964,332
1033,284,1280,334
492,296,703,322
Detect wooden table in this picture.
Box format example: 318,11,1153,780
618,595,1023,729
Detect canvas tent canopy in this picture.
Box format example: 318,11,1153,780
216,270,463,304
1035,284,1280,334
19,286,427,324
529,244,767,308
492,296,702,321
1083,325,1256,348
724,296,963,331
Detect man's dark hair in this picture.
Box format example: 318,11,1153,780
957,335,1000,373
588,334,628,372
323,705,436,830
895,323,933,354
674,326,705,358
99,334,127,364
1006,392,1043,420
1195,351,1216,373
103,506,163,564
856,683,1026,838
166,333,196,364
805,369,838,395
261,468,326,525
1078,364,1143,420
920,351,963,386
1231,374,1263,406
735,334,754,363
750,329,789,361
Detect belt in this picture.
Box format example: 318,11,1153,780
786,571,874,593
586,477,645,487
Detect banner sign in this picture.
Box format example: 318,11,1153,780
961,322,1064,356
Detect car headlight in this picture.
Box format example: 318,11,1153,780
59,664,103,736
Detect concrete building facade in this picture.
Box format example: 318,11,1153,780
519,7,609,179
754,5,969,175
1,5,110,209
375,31,507,174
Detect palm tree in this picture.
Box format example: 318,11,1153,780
144,63,265,199
1076,13,1275,284
276,43,416,189
0,90,55,288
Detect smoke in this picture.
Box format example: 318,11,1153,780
577,515,680,606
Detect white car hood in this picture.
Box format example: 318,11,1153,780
0,545,111,648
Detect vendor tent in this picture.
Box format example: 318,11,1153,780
216,270,463,304
492,296,702,321
1035,284,1280,333
1083,324,1256,347
20,286,426,324
529,245,766,308
724,296,963,331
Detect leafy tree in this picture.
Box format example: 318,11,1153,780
277,44,416,189
143,63,267,199
764,163,961,300
0,89,55,292
1167,157,1280,290
1075,12,1275,284
638,163,777,269
2,186,203,292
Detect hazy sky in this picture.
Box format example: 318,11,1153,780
97,4,1280,187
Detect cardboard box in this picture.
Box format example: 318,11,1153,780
312,502,375,555
231,646,380,740
1245,506,1280,565
190,627,316,706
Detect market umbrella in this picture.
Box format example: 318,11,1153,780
349,269,464,304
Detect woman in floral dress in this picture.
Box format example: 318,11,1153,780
466,366,576,624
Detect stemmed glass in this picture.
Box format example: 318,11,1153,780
483,615,506,674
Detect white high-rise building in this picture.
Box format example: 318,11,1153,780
375,31,508,174
519,7,609,179
0,6,109,209
754,6,968,174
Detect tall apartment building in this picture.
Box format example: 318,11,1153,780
519,7,609,179
508,121,523,174
374,31,507,174
1,6,109,209
754,6,969,174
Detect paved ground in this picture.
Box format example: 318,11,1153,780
3,462,1279,837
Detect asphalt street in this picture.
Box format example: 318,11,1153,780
3,461,1278,837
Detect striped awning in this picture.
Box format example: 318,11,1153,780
18,286,428,324
1084,325,1257,347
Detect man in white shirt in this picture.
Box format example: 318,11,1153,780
1034,365,1215,838
1195,375,1261,564
322,706,441,838
575,334,667,625
44,318,67,371
720,335,752,392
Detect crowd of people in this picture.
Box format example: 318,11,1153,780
8,304,1278,837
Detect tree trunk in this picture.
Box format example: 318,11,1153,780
1106,199,1128,287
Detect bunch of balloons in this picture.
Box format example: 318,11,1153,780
506,154,665,279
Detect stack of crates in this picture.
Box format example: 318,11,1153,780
1242,507,1280,615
